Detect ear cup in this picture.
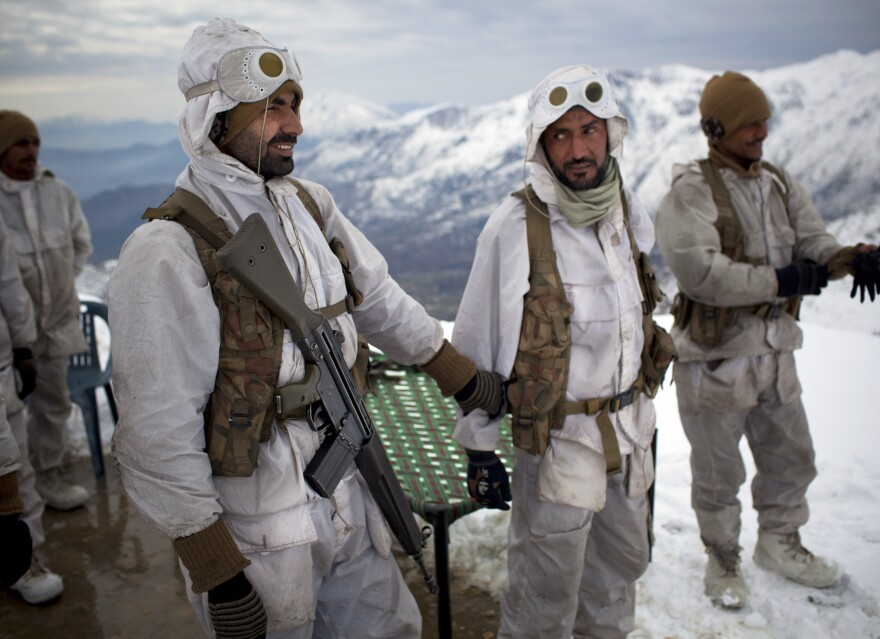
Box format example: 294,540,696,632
700,117,725,143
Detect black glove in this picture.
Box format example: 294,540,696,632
0,514,33,586
454,370,505,419
850,249,880,303
207,571,267,639
775,259,828,297
465,449,511,511
12,348,37,400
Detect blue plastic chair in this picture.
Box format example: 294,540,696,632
68,299,118,477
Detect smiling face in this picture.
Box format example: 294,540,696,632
0,136,40,180
719,118,769,168
223,90,303,179
541,107,609,191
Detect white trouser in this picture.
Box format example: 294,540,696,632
26,353,72,474
499,450,650,639
183,474,421,638
675,355,816,549
2,365,46,546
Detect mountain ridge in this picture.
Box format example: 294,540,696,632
60,48,879,323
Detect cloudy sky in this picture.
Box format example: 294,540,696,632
1,0,878,124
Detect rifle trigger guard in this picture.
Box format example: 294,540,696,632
420,525,433,549
306,402,331,435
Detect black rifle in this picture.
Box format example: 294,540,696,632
216,213,437,594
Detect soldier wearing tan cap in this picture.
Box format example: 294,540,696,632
655,72,876,609
0,110,92,604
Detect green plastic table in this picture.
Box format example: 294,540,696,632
364,358,513,639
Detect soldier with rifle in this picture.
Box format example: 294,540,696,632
108,19,502,639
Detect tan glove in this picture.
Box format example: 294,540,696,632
825,243,872,280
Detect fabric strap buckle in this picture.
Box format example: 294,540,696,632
765,304,784,320
609,386,638,413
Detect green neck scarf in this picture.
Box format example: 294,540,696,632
708,145,762,178
552,156,621,228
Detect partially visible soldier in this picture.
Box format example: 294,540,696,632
0,217,63,604
0,111,93,512
0,406,33,590
655,71,878,610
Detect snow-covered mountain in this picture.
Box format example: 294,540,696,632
73,49,880,327
297,49,880,226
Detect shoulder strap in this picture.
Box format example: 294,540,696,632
698,159,744,262
288,178,324,233
760,160,789,201
144,181,324,243
512,185,553,257
142,188,232,250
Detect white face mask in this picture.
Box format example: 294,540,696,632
185,46,303,103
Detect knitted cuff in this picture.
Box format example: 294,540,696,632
455,370,503,417
421,339,477,397
465,449,498,466
0,472,23,516
173,519,250,594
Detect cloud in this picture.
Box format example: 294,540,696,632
1,0,878,122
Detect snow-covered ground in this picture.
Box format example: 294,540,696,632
70,302,879,638
440,318,880,639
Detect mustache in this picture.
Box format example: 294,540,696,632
268,133,298,146
564,157,597,170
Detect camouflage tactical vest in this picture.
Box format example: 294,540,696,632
142,180,364,477
506,186,675,474
670,159,800,347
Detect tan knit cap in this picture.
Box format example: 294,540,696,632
699,71,771,143
0,110,39,159
220,80,302,150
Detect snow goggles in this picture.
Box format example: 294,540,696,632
531,75,615,129
185,46,303,103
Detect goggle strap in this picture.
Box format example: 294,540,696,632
184,80,221,102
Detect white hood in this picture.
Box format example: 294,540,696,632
524,65,628,179
176,18,292,176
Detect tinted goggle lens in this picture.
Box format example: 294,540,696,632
585,81,603,103
258,51,285,79
546,81,604,108
185,46,302,103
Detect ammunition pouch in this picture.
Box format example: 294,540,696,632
672,292,801,348
507,185,674,469
143,182,367,477
671,159,800,348
641,317,676,398
505,184,574,456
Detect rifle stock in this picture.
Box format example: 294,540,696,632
217,213,438,594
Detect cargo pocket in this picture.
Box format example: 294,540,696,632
695,356,756,414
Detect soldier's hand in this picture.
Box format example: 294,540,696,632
465,449,511,510
0,513,32,586
208,571,267,639
12,348,37,400
849,249,880,303
455,370,505,418
775,259,828,297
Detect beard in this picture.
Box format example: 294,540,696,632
227,130,297,180
549,154,608,191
